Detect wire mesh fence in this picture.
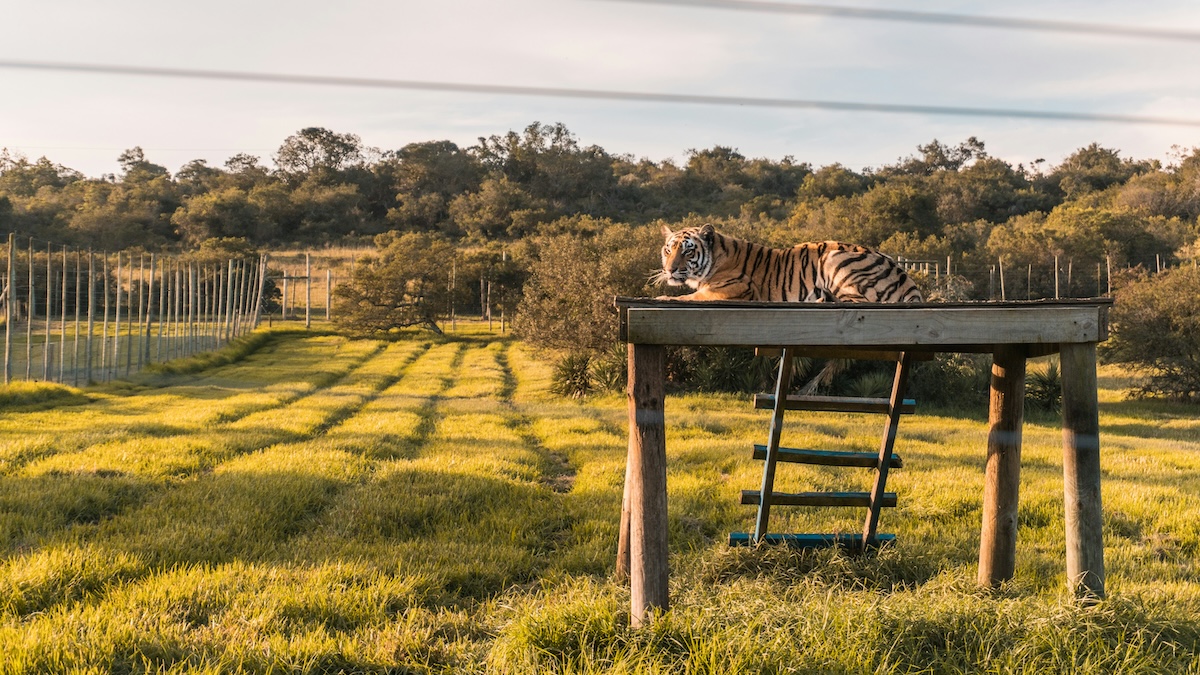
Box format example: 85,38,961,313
1,233,271,386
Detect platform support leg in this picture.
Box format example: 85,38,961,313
1060,342,1105,599
627,343,668,626
979,344,1025,587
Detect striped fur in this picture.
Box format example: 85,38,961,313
657,223,922,303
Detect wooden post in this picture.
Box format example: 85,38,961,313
144,254,155,366
1054,255,1061,299
626,343,669,627
100,254,109,380
114,252,122,378
252,255,269,329
239,258,252,335
124,254,134,376
281,276,288,321
58,246,67,383
156,256,165,361
44,242,53,381
998,257,1006,302
325,269,332,321
224,259,235,342
73,250,81,386
615,451,632,583
174,260,183,358
85,251,95,383
305,253,312,329
1060,342,1105,599
979,344,1025,587
4,233,13,385
26,237,34,380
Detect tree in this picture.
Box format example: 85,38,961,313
333,232,457,334
274,127,364,178
118,147,170,183
381,140,483,232
1103,266,1200,401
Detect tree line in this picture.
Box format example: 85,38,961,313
5,122,1200,398
4,123,1197,272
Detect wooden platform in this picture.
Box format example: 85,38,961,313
614,298,1111,627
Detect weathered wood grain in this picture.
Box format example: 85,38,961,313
625,305,1107,347
627,344,669,627
1060,342,1106,599
979,344,1025,588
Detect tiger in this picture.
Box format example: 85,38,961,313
656,223,922,303
656,223,922,393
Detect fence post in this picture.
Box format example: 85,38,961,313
59,246,68,383
73,251,81,386
305,253,311,330
326,269,332,321
253,254,269,329
44,242,53,381
86,251,95,384
224,259,235,342
124,254,134,376
4,233,13,384
101,253,110,380
26,237,34,380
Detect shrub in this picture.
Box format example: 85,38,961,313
590,343,627,393
550,353,593,399
847,370,895,399
1103,266,1200,401
514,224,661,353
1025,358,1062,413
906,353,991,409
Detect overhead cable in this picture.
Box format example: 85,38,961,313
2,59,1198,127
598,0,1200,42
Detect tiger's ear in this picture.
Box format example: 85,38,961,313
699,223,716,246
660,224,674,240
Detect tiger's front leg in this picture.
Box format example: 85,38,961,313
659,282,750,301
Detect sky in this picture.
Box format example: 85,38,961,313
3,0,1200,178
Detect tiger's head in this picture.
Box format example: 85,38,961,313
658,223,716,288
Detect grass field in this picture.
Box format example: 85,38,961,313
1,326,1199,673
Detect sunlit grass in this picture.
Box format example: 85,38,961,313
1,328,1198,673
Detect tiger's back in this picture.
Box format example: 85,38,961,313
659,224,922,303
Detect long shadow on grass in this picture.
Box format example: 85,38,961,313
0,470,160,553
308,466,577,600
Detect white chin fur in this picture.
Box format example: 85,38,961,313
667,278,685,286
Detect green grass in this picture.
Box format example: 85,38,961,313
1,328,1198,673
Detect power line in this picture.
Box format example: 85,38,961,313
2,59,1199,128
598,0,1200,43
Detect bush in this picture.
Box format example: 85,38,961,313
1103,266,1200,401
514,224,661,353
1025,358,1062,413
550,353,594,399
906,353,991,409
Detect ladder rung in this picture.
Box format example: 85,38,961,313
741,490,897,507
755,347,932,361
753,394,916,414
728,532,896,548
753,444,903,468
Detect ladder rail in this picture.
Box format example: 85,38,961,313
753,347,794,542
861,352,914,551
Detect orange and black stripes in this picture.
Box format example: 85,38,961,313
660,224,921,303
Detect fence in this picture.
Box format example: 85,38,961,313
1,233,270,386
899,253,1196,301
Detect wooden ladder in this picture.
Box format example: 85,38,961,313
728,347,916,553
